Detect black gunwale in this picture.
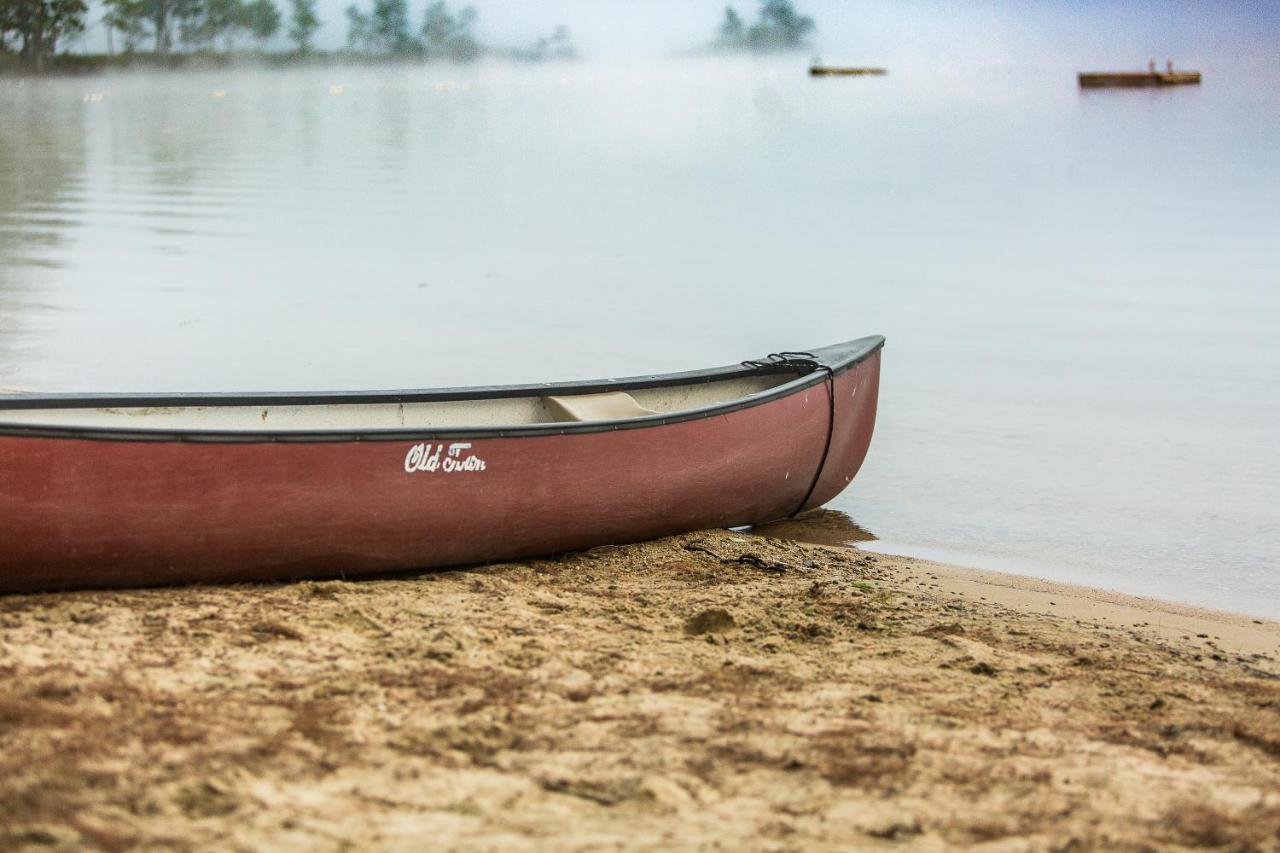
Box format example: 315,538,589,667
0,336,883,443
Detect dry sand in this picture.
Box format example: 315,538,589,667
2,516,1279,851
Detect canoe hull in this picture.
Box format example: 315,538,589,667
0,350,880,592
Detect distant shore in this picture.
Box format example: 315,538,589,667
0,50,569,77
2,525,1277,848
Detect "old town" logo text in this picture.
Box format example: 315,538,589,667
404,442,487,473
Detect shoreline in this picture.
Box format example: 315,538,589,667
754,510,1279,648
2,528,1278,848
0,51,576,79
861,537,1280,621
866,550,1280,661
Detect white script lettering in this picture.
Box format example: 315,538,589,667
404,442,487,474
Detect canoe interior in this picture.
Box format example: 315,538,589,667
0,374,788,433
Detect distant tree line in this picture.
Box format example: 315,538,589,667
714,0,814,52
342,0,574,62
1,0,320,66
1,0,574,70
96,0,318,54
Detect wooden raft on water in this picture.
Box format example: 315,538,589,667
810,66,887,77
1078,71,1201,88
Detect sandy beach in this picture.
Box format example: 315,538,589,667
2,519,1278,851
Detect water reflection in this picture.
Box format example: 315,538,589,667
0,83,87,386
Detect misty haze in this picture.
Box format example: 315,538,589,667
2,1,1280,848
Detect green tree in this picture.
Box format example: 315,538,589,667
420,1,475,61
371,0,413,53
0,0,88,69
345,0,414,54
716,6,744,48
244,0,278,47
102,0,146,53
287,0,317,53
344,3,369,50
524,23,573,62
139,0,199,53
746,0,813,51
1,3,15,51
712,1,814,53
182,0,249,50
0,8,14,52
544,24,573,60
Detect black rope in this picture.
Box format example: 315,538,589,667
740,351,823,371
740,351,837,517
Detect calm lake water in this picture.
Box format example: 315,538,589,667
2,54,1277,616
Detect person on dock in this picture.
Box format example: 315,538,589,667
1166,56,1173,73
1148,57,1157,73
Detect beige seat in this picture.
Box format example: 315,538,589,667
545,391,658,423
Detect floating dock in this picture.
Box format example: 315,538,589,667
810,66,887,77
1078,71,1201,88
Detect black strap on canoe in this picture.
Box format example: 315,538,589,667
740,351,824,372
741,352,836,517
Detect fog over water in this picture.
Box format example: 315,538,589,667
3,2,1279,615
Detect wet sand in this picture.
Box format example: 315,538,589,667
2,525,1278,850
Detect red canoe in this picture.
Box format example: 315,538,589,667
0,336,883,592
